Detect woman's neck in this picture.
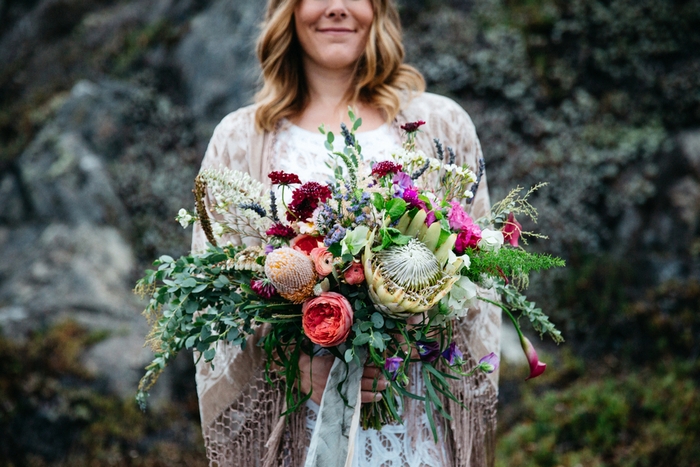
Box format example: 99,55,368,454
292,57,385,133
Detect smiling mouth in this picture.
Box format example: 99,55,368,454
317,28,355,33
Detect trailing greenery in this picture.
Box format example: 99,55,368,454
497,281,563,344
134,243,301,408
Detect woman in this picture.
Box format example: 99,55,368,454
191,0,501,466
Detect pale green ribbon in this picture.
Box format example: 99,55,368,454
304,350,366,467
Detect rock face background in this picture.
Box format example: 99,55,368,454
1,0,698,465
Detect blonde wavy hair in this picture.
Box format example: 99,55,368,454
254,0,425,132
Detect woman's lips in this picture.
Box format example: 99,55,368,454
317,28,355,34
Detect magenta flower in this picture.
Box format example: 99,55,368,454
478,352,500,374
416,341,441,362
402,187,426,210
502,212,522,247
447,201,472,231
454,223,482,254
441,342,464,365
425,210,437,226
520,334,547,380
392,172,413,197
250,278,277,299
384,356,404,381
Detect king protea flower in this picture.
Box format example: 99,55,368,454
363,210,464,317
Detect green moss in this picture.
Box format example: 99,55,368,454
497,357,700,467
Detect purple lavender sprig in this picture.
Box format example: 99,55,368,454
434,138,445,161
466,158,486,205
239,202,267,218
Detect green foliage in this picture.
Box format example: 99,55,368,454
464,247,565,285
497,359,700,467
497,281,563,344
135,244,302,407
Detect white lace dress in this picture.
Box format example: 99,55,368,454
271,120,450,467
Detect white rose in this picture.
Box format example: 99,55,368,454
478,229,504,252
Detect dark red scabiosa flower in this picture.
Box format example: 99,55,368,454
371,161,403,178
269,171,301,186
250,278,277,299
287,182,332,221
400,120,426,133
266,223,296,239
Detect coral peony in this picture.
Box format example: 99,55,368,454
302,292,353,347
344,261,365,285
310,247,334,277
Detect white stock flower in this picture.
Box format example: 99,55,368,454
443,276,478,318
212,222,225,238
176,209,193,228
478,229,504,252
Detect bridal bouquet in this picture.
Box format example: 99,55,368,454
136,112,564,440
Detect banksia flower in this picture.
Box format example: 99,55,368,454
264,247,317,303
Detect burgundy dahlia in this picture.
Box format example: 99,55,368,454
400,120,426,133
269,171,301,185
371,161,403,178
266,223,296,239
287,182,332,221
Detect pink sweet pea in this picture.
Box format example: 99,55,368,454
520,334,547,380
502,213,522,247
425,210,437,226
454,223,482,254
447,201,472,231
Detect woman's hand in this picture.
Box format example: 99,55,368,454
298,353,389,405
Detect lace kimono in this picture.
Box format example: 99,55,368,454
191,92,501,467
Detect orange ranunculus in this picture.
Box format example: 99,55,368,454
290,234,321,255
344,261,365,285
310,247,334,277
302,292,353,347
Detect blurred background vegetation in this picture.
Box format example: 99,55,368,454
0,0,698,465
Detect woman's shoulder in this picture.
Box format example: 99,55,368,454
210,104,260,141
203,104,261,171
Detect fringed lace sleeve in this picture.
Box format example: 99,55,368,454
192,107,308,467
